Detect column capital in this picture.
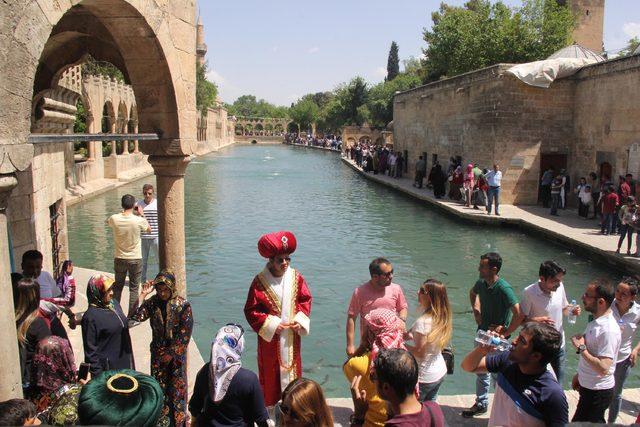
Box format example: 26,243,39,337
148,155,191,177
0,174,18,212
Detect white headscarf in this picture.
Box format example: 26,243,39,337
209,324,244,403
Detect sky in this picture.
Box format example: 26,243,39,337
200,0,640,106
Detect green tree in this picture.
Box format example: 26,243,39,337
422,0,574,82
225,95,289,118
386,41,400,81
367,72,422,128
620,36,640,57
196,61,218,113
82,56,125,82
289,99,319,131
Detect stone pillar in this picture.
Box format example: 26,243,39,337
0,174,23,400
87,116,96,161
133,122,139,153
148,155,191,296
110,119,117,157
311,122,317,137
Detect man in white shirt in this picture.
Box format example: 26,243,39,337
137,183,159,282
571,278,621,423
521,260,581,384
484,164,502,216
107,194,150,316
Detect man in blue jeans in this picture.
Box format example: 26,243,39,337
485,164,502,216
464,252,521,418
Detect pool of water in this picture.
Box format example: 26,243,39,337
67,144,632,396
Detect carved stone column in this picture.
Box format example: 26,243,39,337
148,155,191,296
110,118,117,157
0,174,23,399
133,122,139,153
87,115,96,161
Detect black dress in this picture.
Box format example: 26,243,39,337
19,316,51,393
81,300,134,376
188,364,269,427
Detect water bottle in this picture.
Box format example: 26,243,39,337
567,300,577,324
475,329,512,351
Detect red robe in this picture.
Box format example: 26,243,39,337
244,267,312,406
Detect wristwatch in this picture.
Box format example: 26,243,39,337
577,344,586,354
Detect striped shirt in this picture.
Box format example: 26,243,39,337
138,198,159,239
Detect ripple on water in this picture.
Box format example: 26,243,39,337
66,145,620,396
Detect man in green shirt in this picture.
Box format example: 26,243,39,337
463,252,522,418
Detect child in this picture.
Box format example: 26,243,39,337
0,399,39,426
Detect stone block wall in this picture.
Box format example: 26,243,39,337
393,55,640,205
571,55,640,183
8,143,68,273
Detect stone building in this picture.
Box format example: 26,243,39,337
561,0,605,52
392,53,640,205
1,0,201,399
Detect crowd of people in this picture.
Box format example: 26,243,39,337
345,143,405,179
5,182,640,426
284,133,342,150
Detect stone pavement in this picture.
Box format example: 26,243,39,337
341,157,640,276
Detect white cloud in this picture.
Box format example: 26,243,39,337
206,69,225,84
623,22,640,39
272,46,279,53
307,47,320,54
374,66,387,78
205,69,241,104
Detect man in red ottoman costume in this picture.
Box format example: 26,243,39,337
244,231,313,406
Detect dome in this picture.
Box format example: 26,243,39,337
386,120,394,130
633,44,640,56
547,44,605,63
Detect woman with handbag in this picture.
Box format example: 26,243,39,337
405,279,452,402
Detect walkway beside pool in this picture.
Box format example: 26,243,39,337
341,156,640,276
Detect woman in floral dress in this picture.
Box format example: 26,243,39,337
130,269,193,427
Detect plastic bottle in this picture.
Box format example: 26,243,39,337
475,329,512,351
567,299,577,324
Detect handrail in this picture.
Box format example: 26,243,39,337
28,133,160,143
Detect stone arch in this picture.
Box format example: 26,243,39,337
128,104,138,133
32,0,183,150
359,135,371,144
235,124,244,135
117,101,128,133
102,100,116,132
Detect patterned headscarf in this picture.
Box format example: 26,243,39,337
32,336,77,397
365,308,407,369
209,324,244,403
152,270,178,300
87,274,115,310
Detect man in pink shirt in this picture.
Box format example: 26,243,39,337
346,257,408,356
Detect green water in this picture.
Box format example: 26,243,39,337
67,144,632,396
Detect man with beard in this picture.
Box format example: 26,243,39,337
521,260,581,384
570,278,621,423
462,322,568,426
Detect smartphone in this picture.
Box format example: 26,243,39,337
78,363,90,381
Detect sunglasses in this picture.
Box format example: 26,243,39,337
377,270,394,277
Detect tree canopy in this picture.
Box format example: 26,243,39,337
422,0,574,82
387,41,400,81
225,95,288,118
196,61,219,113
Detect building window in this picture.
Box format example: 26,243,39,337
49,201,62,279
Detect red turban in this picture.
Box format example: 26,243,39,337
258,231,297,258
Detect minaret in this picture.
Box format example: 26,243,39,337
559,0,605,53
196,15,208,66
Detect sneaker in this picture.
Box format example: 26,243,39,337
462,403,487,418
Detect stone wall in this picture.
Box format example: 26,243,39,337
392,55,640,205
572,55,640,182
8,143,68,274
